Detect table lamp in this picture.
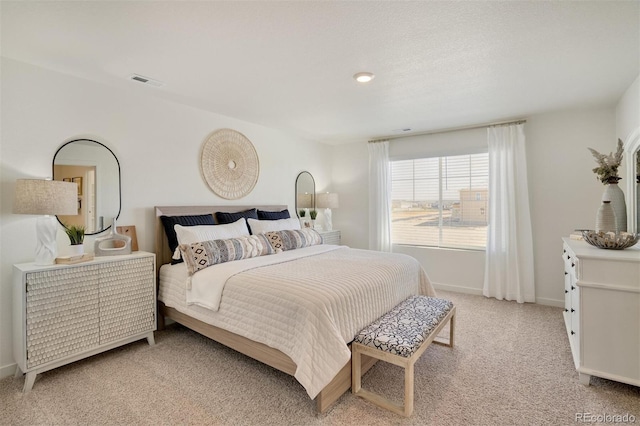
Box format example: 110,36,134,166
317,192,339,231
13,179,79,265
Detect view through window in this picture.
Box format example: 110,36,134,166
391,153,489,250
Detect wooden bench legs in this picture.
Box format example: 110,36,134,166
352,306,456,417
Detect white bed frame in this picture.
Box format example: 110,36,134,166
154,205,377,413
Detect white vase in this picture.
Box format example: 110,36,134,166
602,182,626,232
68,244,84,257
94,218,131,256
596,201,617,233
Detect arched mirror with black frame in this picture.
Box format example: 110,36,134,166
52,139,121,235
295,171,315,218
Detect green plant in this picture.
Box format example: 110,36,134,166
310,209,318,220
64,224,85,245
298,209,306,217
588,139,624,184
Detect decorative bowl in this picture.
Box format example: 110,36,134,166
579,230,639,250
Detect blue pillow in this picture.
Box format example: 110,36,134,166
215,208,259,233
257,209,291,220
215,208,258,224
160,214,215,262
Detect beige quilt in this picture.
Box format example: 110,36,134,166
159,246,436,399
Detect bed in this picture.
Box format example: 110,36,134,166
154,205,436,412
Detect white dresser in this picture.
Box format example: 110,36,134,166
13,252,156,391
318,229,341,245
562,238,640,387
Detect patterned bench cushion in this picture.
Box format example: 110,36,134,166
353,295,454,358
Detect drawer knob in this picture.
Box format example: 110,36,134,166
571,286,575,290
571,331,575,335
571,308,575,313
564,272,568,275
571,263,575,267
565,290,568,294
564,308,568,312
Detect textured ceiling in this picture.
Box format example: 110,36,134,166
2,1,639,144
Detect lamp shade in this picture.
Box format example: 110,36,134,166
297,192,313,209
317,192,339,209
13,179,78,216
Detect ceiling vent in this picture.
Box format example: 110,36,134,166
129,74,164,87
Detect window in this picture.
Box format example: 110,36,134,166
391,153,489,250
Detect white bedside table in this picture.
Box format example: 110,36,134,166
317,229,341,245
13,251,156,392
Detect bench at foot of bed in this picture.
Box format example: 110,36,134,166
351,295,456,417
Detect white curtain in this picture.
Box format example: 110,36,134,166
368,141,392,252
483,124,535,303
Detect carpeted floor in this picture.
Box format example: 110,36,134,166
1,291,638,425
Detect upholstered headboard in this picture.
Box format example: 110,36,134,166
154,205,288,269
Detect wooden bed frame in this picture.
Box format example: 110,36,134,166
154,205,377,413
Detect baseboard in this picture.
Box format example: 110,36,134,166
0,362,17,379
433,282,564,307
534,297,564,307
432,282,483,296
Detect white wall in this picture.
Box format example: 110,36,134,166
0,58,333,378
527,108,616,304
616,74,640,143
330,141,370,248
331,107,617,307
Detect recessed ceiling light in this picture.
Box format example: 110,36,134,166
353,72,375,83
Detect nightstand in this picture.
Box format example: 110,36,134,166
317,229,341,245
13,251,156,392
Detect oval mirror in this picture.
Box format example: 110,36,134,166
624,130,640,233
53,139,121,235
295,171,315,218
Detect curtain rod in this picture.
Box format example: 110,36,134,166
368,118,527,143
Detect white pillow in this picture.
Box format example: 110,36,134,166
247,217,301,234
174,218,249,256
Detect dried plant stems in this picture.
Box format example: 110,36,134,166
588,139,624,184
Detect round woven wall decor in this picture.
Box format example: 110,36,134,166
200,129,259,199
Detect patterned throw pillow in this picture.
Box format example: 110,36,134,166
264,229,323,253
179,234,274,276
265,232,285,252
171,218,250,261
252,234,275,256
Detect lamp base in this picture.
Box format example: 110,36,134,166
35,216,58,265
324,208,333,231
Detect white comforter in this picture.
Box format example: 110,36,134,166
159,245,435,399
